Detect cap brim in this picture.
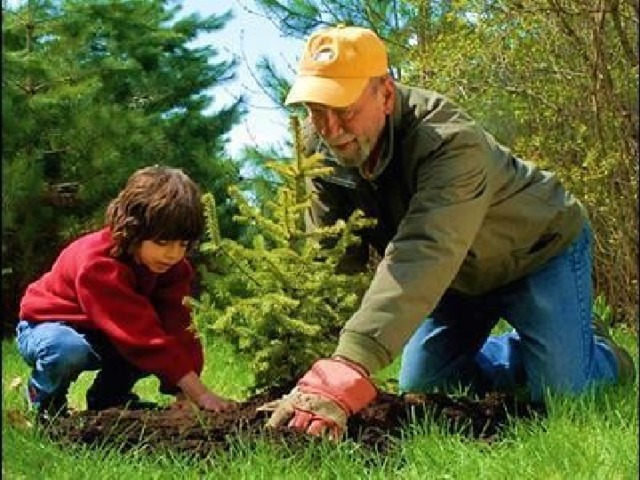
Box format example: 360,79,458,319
284,76,369,108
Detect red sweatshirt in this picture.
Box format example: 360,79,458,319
19,227,204,388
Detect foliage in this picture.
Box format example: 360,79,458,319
2,0,243,327
593,294,614,328
190,117,376,392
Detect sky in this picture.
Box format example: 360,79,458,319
179,0,304,156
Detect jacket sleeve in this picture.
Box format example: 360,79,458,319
334,125,495,374
75,258,197,387
152,260,204,376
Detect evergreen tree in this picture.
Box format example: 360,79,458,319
190,117,376,393
2,0,243,330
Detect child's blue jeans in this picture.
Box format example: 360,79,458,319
16,321,148,408
399,224,621,402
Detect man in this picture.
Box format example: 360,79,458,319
262,25,634,441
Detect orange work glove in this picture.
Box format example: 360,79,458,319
258,357,377,441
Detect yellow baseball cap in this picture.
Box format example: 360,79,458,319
285,25,388,108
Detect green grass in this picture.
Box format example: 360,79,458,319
3,330,638,479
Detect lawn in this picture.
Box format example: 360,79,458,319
2,329,638,479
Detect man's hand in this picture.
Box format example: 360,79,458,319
257,357,377,441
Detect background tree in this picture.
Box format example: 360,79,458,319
2,0,244,333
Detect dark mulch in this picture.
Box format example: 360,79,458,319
43,388,545,458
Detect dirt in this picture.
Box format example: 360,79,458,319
42,387,545,458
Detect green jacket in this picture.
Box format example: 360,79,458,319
304,83,588,375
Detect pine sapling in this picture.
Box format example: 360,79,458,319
190,116,376,393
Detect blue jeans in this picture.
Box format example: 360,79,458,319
399,225,620,402
16,321,148,408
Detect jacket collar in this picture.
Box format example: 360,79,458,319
361,111,395,181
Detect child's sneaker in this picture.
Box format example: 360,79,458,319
121,392,159,410
25,380,68,421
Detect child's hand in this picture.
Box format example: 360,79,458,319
169,393,193,411
196,392,235,412
176,371,235,412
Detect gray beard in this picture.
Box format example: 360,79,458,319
327,137,373,169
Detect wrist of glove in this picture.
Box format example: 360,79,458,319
258,357,377,441
297,357,376,415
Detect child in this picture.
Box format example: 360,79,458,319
16,165,234,418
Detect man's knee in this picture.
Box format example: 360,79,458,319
399,364,445,393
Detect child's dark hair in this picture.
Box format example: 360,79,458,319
106,165,204,257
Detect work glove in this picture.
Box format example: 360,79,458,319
257,357,377,441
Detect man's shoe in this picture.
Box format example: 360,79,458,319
593,324,636,385
608,342,635,385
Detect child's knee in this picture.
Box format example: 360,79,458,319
38,333,93,375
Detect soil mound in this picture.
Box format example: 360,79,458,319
44,389,545,457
